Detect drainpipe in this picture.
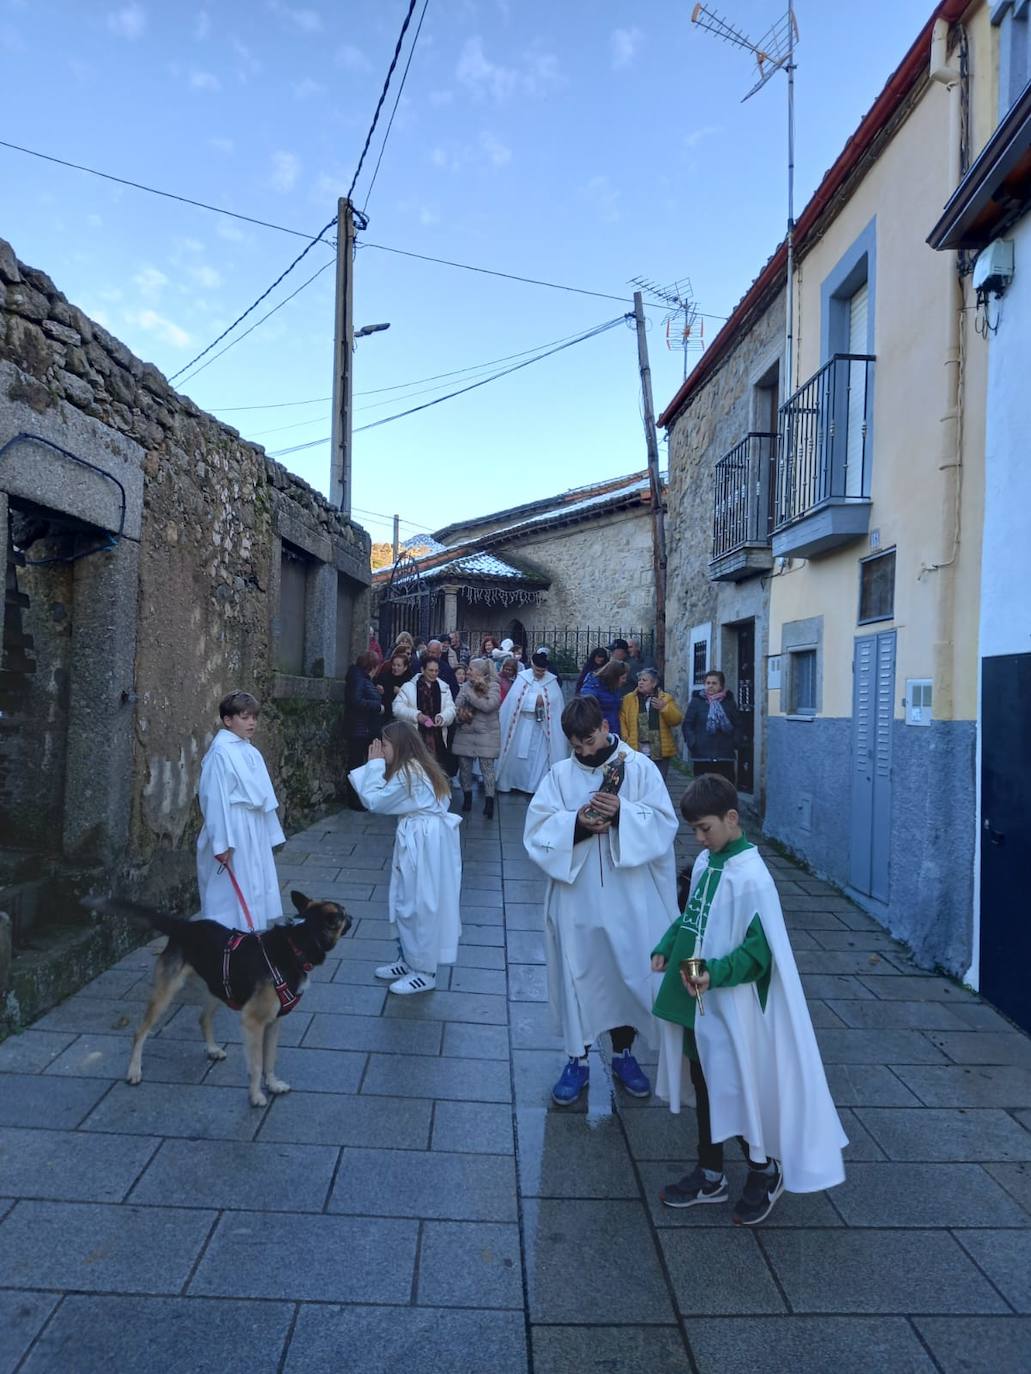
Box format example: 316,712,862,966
922,16,965,722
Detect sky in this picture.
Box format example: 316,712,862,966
1,0,936,550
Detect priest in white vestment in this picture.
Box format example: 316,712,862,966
197,692,285,932
524,693,680,1105
496,649,567,794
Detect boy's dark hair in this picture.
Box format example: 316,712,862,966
681,773,739,822
561,694,604,740
219,690,260,721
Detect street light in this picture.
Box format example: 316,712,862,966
355,322,391,340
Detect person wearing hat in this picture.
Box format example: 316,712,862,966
496,648,567,794
609,638,637,695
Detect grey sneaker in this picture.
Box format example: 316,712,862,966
659,1166,729,1209
733,1161,784,1226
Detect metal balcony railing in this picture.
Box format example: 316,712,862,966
775,353,875,529
711,432,778,561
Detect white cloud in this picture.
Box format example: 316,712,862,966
292,76,324,99
128,309,191,349
456,36,560,103
190,69,221,91
194,10,211,39
189,264,222,289
479,131,511,168
683,124,721,149
582,174,620,223
216,221,245,242
133,265,168,297
270,150,301,193
611,26,643,69
428,89,454,107
269,1,322,32
231,36,262,81
85,213,103,229
336,42,370,71
208,135,234,154
106,3,145,39
430,147,449,169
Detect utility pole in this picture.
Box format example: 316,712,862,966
634,291,667,676
392,513,400,563
331,196,356,515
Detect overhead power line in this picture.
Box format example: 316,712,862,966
346,0,420,202
268,314,627,458
361,0,430,212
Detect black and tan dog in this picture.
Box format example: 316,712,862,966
103,892,349,1106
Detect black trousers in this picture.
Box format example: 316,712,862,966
581,1026,636,1056
691,759,737,785
690,1056,765,1172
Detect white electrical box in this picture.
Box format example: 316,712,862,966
767,655,782,691
972,239,1014,295
906,678,933,726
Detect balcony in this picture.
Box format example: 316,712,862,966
773,353,875,559
709,432,777,582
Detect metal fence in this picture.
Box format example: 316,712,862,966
509,627,656,678
711,432,777,560
776,353,875,528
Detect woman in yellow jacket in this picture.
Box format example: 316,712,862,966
619,668,684,781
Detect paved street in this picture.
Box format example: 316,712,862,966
1,773,1030,1373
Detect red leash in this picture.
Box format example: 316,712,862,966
221,859,255,932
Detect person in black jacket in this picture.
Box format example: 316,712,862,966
345,652,385,809
682,670,740,785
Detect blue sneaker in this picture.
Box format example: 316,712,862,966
552,1057,589,1105
611,1050,651,1098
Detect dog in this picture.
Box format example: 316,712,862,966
100,891,350,1106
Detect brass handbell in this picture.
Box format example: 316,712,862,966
680,957,707,1015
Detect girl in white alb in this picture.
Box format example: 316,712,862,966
348,720,463,995
197,691,285,933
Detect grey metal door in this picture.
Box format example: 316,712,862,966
850,630,895,901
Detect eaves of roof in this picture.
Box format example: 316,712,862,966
658,0,972,429
431,470,649,543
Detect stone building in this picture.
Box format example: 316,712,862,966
0,236,372,1027
659,273,785,807
376,470,662,668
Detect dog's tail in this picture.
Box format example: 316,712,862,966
84,895,192,938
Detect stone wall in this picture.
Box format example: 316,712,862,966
663,288,784,795
0,235,372,929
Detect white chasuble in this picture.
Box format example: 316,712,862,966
524,743,679,1056
349,758,463,973
196,729,285,932
496,669,567,794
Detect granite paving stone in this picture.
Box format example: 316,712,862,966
504,903,545,930
30,998,159,1037
831,1161,1029,1227
827,1000,971,1031
190,1211,418,1302
954,1230,1031,1312
0,1031,77,1074
508,1003,564,1051
382,989,508,1025
824,1063,922,1107
857,975,977,1001
361,1052,511,1102
837,1108,888,1160
440,1021,509,1059
301,1011,443,1055
506,929,546,964
924,1032,1031,1067
129,1138,339,1211
417,1220,523,1308
524,1198,675,1322
44,1032,211,1084
762,1230,1011,1312
660,1230,786,1313
282,1306,528,1374
985,1162,1031,1213
687,1316,937,1374
431,1100,515,1154
289,981,386,1016
157,1002,313,1047
948,1003,1026,1033
913,1317,1031,1374
328,1146,517,1221
335,937,405,964
449,965,508,995
796,950,901,977
891,1064,1031,1108
0,1127,158,1204
532,1327,691,1374
81,1081,264,1141
507,964,548,1001
640,1161,843,1228
516,1109,639,1198
0,1291,59,1374
460,904,506,926
453,943,507,969
800,974,877,1001
257,1090,432,1149
857,1107,1031,1161
815,1029,949,1064
0,1073,111,1130
202,1044,366,1094
18,1294,294,1374
454,922,506,945
73,969,145,999
0,1200,215,1294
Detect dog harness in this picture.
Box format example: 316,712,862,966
220,931,314,1017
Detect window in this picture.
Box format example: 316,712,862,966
858,549,895,624
277,541,311,674
693,640,709,684
993,3,1029,118
790,650,817,715
689,622,712,686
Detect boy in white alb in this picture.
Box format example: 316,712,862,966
197,691,285,933
652,773,847,1225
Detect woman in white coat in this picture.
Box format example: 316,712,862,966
392,657,456,773
348,721,462,995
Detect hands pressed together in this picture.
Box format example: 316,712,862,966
576,790,620,833
368,739,385,761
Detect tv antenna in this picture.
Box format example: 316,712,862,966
629,277,704,380
691,3,799,396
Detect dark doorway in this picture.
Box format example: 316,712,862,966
981,653,1031,1033
735,620,756,794
505,618,527,655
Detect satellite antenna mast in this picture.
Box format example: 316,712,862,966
690,3,798,398
629,276,703,381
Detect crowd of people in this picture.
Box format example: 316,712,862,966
195,628,845,1229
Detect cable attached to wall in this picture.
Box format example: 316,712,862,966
0,432,125,564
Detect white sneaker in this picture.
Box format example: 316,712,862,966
389,970,436,995
375,960,410,980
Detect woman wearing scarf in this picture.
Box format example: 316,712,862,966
393,657,457,772
682,670,741,784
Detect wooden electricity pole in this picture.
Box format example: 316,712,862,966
634,291,667,676
331,196,356,514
